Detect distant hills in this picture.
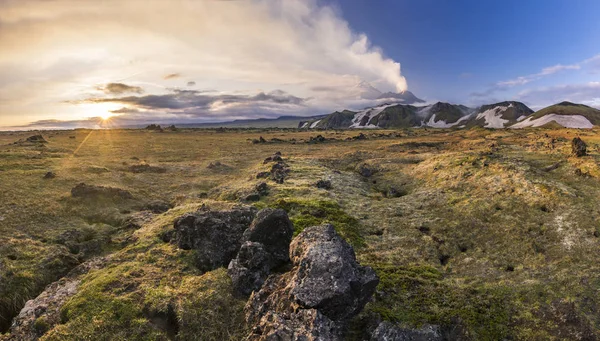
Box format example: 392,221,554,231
298,100,600,130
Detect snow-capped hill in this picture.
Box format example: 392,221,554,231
419,102,473,128
377,90,425,104
468,101,533,128
510,102,600,129
353,81,383,100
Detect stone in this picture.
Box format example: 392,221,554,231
571,137,587,157
244,224,378,340
43,171,56,179
228,242,273,295
315,179,332,190
172,206,257,272
242,209,294,266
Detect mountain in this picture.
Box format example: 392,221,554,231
511,102,600,128
466,101,534,128
300,102,472,129
177,114,327,129
353,81,383,100
377,90,425,104
418,102,474,128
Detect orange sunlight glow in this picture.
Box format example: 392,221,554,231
78,103,121,121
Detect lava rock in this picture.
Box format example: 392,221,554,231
228,241,273,295
316,179,332,190
357,164,377,178
244,193,261,202
289,224,379,321
172,206,257,271
256,171,271,179
242,208,294,266
571,137,587,157
245,224,378,340
255,182,269,196
43,171,56,179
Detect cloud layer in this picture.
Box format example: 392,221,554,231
0,0,409,128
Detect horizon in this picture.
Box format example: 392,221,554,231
1,0,599,130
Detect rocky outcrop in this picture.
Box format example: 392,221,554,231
8,257,109,340
228,209,294,295
244,224,379,340
172,206,257,272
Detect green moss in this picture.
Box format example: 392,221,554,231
272,198,365,248
365,264,512,340
33,317,50,336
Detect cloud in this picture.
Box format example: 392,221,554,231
164,73,181,80
0,0,409,128
517,82,600,108
98,83,144,95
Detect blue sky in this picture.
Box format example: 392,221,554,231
328,0,600,107
1,0,599,129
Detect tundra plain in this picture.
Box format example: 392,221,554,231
1,127,600,340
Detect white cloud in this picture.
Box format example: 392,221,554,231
517,82,600,108
0,0,408,128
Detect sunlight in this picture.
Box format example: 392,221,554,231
78,102,121,121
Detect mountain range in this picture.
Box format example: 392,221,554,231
299,100,600,130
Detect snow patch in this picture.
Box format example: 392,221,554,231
511,114,593,129
300,122,309,128
309,120,321,128
350,103,397,128
424,113,471,128
516,115,526,122
476,106,510,128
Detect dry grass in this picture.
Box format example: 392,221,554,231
1,127,600,339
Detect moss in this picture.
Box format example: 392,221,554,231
272,198,365,248
33,317,50,336
365,264,512,340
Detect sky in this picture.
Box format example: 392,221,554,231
1,0,599,129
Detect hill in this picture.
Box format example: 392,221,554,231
511,102,600,128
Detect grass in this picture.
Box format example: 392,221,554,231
2,127,600,339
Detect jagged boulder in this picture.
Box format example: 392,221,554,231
228,242,273,296
229,209,294,295
244,224,378,340
571,137,587,157
288,224,379,321
242,209,294,266
172,206,257,272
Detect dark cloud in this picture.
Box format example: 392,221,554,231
164,73,181,79
81,89,306,111
98,83,144,95
187,81,196,86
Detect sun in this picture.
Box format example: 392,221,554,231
99,111,113,121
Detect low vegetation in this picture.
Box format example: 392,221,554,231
1,127,600,339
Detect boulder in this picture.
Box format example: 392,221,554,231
142,200,172,213
244,224,378,340
571,137,587,157
172,206,257,272
315,179,332,190
228,209,294,295
357,164,377,178
255,182,269,196
242,209,294,266
43,171,56,179
228,242,273,295
288,224,379,321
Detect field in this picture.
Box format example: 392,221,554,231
1,127,600,340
